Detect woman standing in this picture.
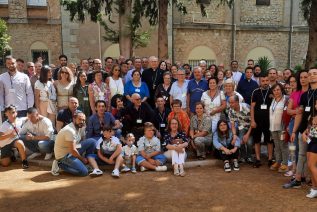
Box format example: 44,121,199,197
269,83,289,173
108,64,124,98
155,72,172,109
34,66,56,118
163,118,188,176
159,61,167,72
88,70,111,113
124,70,149,104
201,77,226,132
54,67,74,111
73,71,91,118
208,64,218,77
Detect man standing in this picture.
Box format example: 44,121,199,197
268,68,278,87
252,65,262,85
250,74,274,167
231,60,243,85
30,62,42,90
53,54,68,80
20,108,54,160
170,69,189,110
25,62,35,78
52,111,102,176
87,59,108,84
283,69,293,82
198,60,207,75
16,58,25,73
0,56,34,117
142,56,164,108
141,57,149,69
125,58,144,83
104,57,113,74
186,66,208,115
247,59,254,69
237,67,259,105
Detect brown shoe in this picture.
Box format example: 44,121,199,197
270,162,280,171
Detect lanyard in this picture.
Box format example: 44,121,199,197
8,121,19,134
158,111,165,122
271,97,283,113
209,90,219,102
307,89,316,106
260,88,269,104
10,75,14,89
80,85,88,97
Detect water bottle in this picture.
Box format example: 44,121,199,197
289,143,296,162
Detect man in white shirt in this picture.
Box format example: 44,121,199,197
231,60,243,85
52,111,102,177
20,108,54,160
0,56,34,117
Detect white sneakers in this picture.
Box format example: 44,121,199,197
155,166,167,172
111,169,120,178
121,166,131,172
306,188,317,198
89,169,103,177
44,153,53,160
51,160,60,176
27,152,42,160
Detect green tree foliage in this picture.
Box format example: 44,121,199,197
0,19,10,57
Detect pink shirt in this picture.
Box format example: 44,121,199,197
290,91,304,109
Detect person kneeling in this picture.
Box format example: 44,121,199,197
136,122,167,172
93,127,123,178
213,120,240,172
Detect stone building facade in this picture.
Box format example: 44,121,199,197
0,0,62,66
173,0,309,70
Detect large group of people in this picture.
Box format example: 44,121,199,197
1,55,317,199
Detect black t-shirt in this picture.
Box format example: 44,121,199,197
57,108,73,127
153,107,171,137
251,88,273,123
298,89,317,133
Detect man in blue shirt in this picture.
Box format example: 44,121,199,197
186,66,208,115
236,67,258,105
86,100,122,141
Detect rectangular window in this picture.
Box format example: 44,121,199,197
256,0,270,6
32,50,49,65
0,0,8,4
27,0,47,6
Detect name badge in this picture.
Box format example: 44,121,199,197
163,96,168,100
136,119,142,124
76,143,82,149
9,88,15,93
261,104,267,110
284,106,287,111
135,88,140,92
83,97,89,101
238,125,244,131
160,123,166,128
305,107,311,112
99,92,103,96
307,137,311,144
182,93,186,98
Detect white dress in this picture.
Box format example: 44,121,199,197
109,77,124,98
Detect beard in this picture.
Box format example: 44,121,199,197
254,72,261,77
75,123,84,129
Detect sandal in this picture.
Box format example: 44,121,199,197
284,170,294,177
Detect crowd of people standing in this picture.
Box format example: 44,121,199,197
1,54,317,199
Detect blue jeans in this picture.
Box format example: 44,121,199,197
57,138,97,177
238,129,253,159
288,118,299,163
58,154,88,176
23,139,54,153
136,154,167,165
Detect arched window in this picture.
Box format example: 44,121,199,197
245,47,275,67
188,46,217,67
30,41,49,65
103,44,120,59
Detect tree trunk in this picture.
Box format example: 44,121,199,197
158,0,169,60
119,0,133,58
305,0,317,69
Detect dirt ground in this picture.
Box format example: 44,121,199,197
0,162,317,212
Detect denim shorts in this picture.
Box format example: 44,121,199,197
136,154,167,165
87,153,115,166
0,140,17,159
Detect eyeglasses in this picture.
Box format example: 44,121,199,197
61,71,69,75
135,98,142,101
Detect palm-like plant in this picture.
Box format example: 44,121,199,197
257,56,271,75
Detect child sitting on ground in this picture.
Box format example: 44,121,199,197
136,122,167,172
95,126,123,178
121,133,138,173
